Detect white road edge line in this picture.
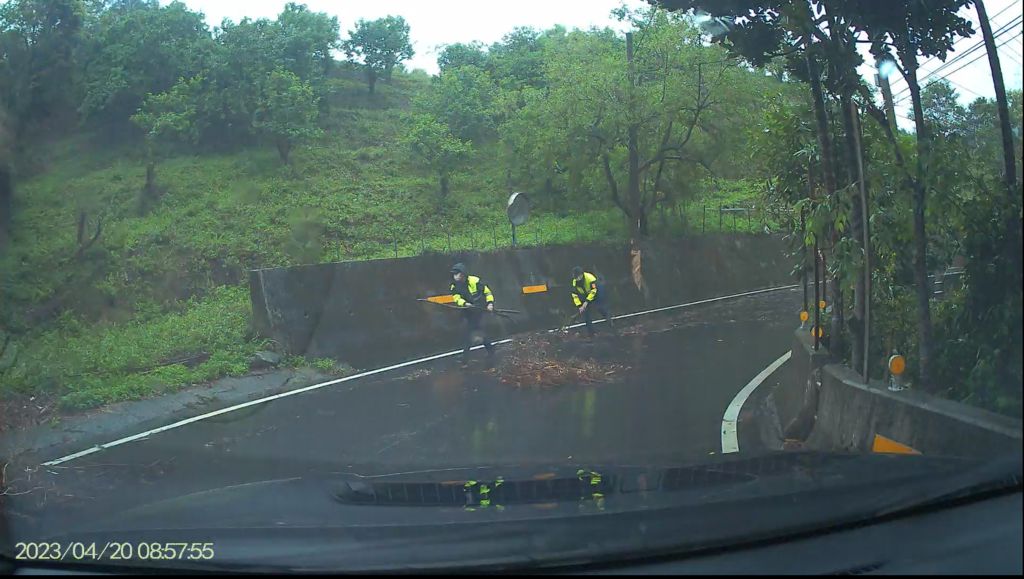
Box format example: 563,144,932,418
721,350,792,454
43,284,799,467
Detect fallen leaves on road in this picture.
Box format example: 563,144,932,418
488,334,629,388
399,368,433,381
0,391,60,433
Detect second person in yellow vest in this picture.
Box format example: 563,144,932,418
571,266,614,336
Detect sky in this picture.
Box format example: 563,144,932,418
173,0,1022,130
854,0,1023,130
173,0,649,74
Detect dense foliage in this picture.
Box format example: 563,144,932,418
666,0,1022,415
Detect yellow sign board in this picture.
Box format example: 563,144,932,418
872,434,920,455
522,284,548,294
799,310,809,322
425,295,456,304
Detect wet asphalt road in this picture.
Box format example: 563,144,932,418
4,288,800,539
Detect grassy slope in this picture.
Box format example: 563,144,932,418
0,73,768,413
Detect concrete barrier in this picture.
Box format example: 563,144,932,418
771,329,1023,458
249,234,791,369
808,363,1023,457
775,330,832,441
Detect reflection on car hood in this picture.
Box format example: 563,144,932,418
42,450,1022,572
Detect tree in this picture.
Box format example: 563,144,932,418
403,113,472,199
537,12,739,238
253,68,322,164
418,64,499,141
204,6,337,145
78,0,212,128
854,0,975,390
653,0,859,357
921,80,968,141
273,2,340,85
488,26,549,92
0,105,11,243
974,0,1021,314
974,0,1019,203
342,16,413,94
437,41,488,72
130,74,204,205
0,0,85,133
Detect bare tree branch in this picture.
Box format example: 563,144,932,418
602,152,629,217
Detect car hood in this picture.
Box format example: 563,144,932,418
38,450,1022,572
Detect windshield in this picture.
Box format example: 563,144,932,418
1,0,1021,572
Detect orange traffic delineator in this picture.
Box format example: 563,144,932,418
522,284,548,294
872,434,920,455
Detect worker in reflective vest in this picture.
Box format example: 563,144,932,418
571,266,614,336
450,263,495,360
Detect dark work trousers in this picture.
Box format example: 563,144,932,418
463,307,495,358
581,288,614,336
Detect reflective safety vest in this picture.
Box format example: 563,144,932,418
450,275,494,307
571,272,600,307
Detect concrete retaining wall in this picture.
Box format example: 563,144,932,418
774,329,1023,458
249,234,791,369
808,363,1023,457
775,330,832,440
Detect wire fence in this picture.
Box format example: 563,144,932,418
324,203,777,263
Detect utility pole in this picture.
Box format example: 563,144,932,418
851,100,872,381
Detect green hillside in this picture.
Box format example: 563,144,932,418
1,68,767,417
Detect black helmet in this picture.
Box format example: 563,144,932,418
571,266,583,279
451,262,467,274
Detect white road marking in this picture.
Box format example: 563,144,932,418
43,284,799,467
721,351,792,454
549,284,800,332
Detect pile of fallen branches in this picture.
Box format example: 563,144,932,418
489,334,629,388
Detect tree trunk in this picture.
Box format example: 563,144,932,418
367,68,377,95
975,0,1020,200
902,47,935,391
440,172,450,198
806,50,844,355
626,32,644,239
841,92,867,375
276,138,291,165
0,162,11,244
975,0,1022,289
144,160,157,198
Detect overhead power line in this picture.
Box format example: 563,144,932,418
891,14,1022,97
890,16,1022,101
891,31,1022,107
886,0,1021,90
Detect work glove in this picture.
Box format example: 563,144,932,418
486,303,495,312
